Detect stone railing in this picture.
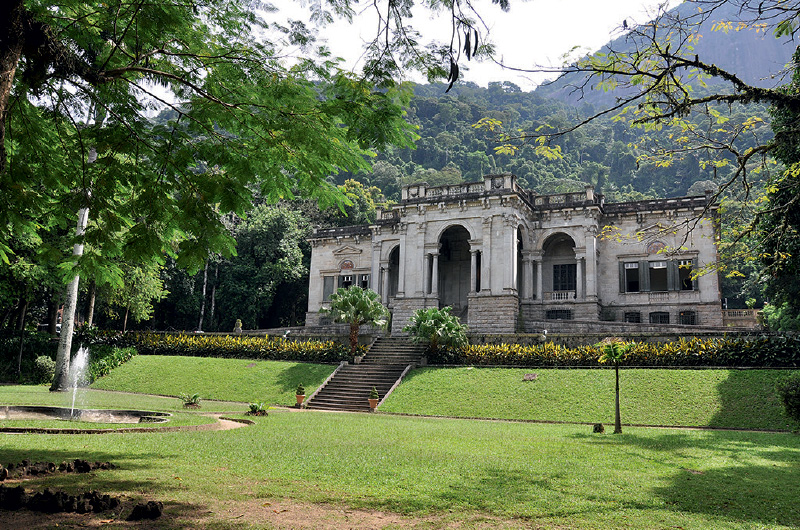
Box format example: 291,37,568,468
722,309,761,329
649,292,670,302
424,182,485,198
545,291,576,301
533,191,599,209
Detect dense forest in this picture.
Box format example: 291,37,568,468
2,0,793,334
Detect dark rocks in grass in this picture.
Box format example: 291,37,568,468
0,485,121,514
593,423,605,433
1,459,115,481
0,485,28,510
127,500,164,520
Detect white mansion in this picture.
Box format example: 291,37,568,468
305,174,722,334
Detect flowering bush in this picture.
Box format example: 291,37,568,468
428,335,800,367
122,332,357,363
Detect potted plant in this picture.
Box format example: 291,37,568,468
295,383,305,408
368,386,379,412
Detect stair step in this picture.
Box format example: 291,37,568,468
305,337,424,411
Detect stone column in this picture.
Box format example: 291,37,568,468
575,254,585,300
397,236,406,296
481,216,492,293
422,253,431,295
431,252,440,297
470,250,478,293
522,252,534,300
381,262,390,304
371,241,381,291
532,250,543,301
585,227,598,301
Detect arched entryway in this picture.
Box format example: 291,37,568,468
542,233,577,301
438,225,471,319
387,246,400,299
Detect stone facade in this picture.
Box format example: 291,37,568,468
306,174,723,334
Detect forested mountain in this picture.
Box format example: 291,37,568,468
337,79,769,204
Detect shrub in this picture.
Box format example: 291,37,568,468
428,336,800,368
403,306,468,351
179,393,201,407
33,355,56,384
775,372,800,423
123,332,356,363
295,383,305,395
87,346,137,382
247,403,268,416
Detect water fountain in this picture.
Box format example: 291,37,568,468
0,345,172,429
68,345,90,417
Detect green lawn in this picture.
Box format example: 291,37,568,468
90,355,336,406
2,357,799,528
381,366,797,431
3,412,799,529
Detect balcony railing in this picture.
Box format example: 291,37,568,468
545,291,576,301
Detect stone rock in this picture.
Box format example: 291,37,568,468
127,500,164,521
592,423,605,433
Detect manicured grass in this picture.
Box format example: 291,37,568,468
90,355,336,406
380,367,798,431
3,412,799,529
0,386,237,429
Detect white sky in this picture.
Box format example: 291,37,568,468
288,0,680,90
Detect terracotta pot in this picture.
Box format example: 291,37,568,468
368,398,379,411
296,394,305,407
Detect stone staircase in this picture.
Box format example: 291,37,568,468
304,337,426,412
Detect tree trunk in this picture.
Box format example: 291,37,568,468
197,260,208,331
0,0,25,174
14,297,28,331
51,207,90,391
349,322,359,354
209,262,218,329
16,304,26,378
613,364,622,434
86,279,96,327
123,306,129,333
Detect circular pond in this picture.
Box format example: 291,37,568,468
0,405,171,424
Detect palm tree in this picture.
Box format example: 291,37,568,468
321,286,388,354
597,338,634,434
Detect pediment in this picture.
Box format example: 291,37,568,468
332,245,363,256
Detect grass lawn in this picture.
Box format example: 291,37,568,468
90,355,337,406
3,357,799,528
2,412,799,529
381,366,798,431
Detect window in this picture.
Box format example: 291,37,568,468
624,262,640,292
553,264,577,291
359,274,370,289
624,311,642,323
649,261,668,291
338,275,353,289
679,260,695,290
679,311,697,325
649,312,670,324
546,309,573,320
323,276,335,301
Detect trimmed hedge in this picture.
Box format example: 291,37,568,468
429,335,800,367
122,332,357,363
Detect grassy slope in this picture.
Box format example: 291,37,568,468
90,355,337,406
4,412,799,529
90,356,797,430
381,367,797,431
